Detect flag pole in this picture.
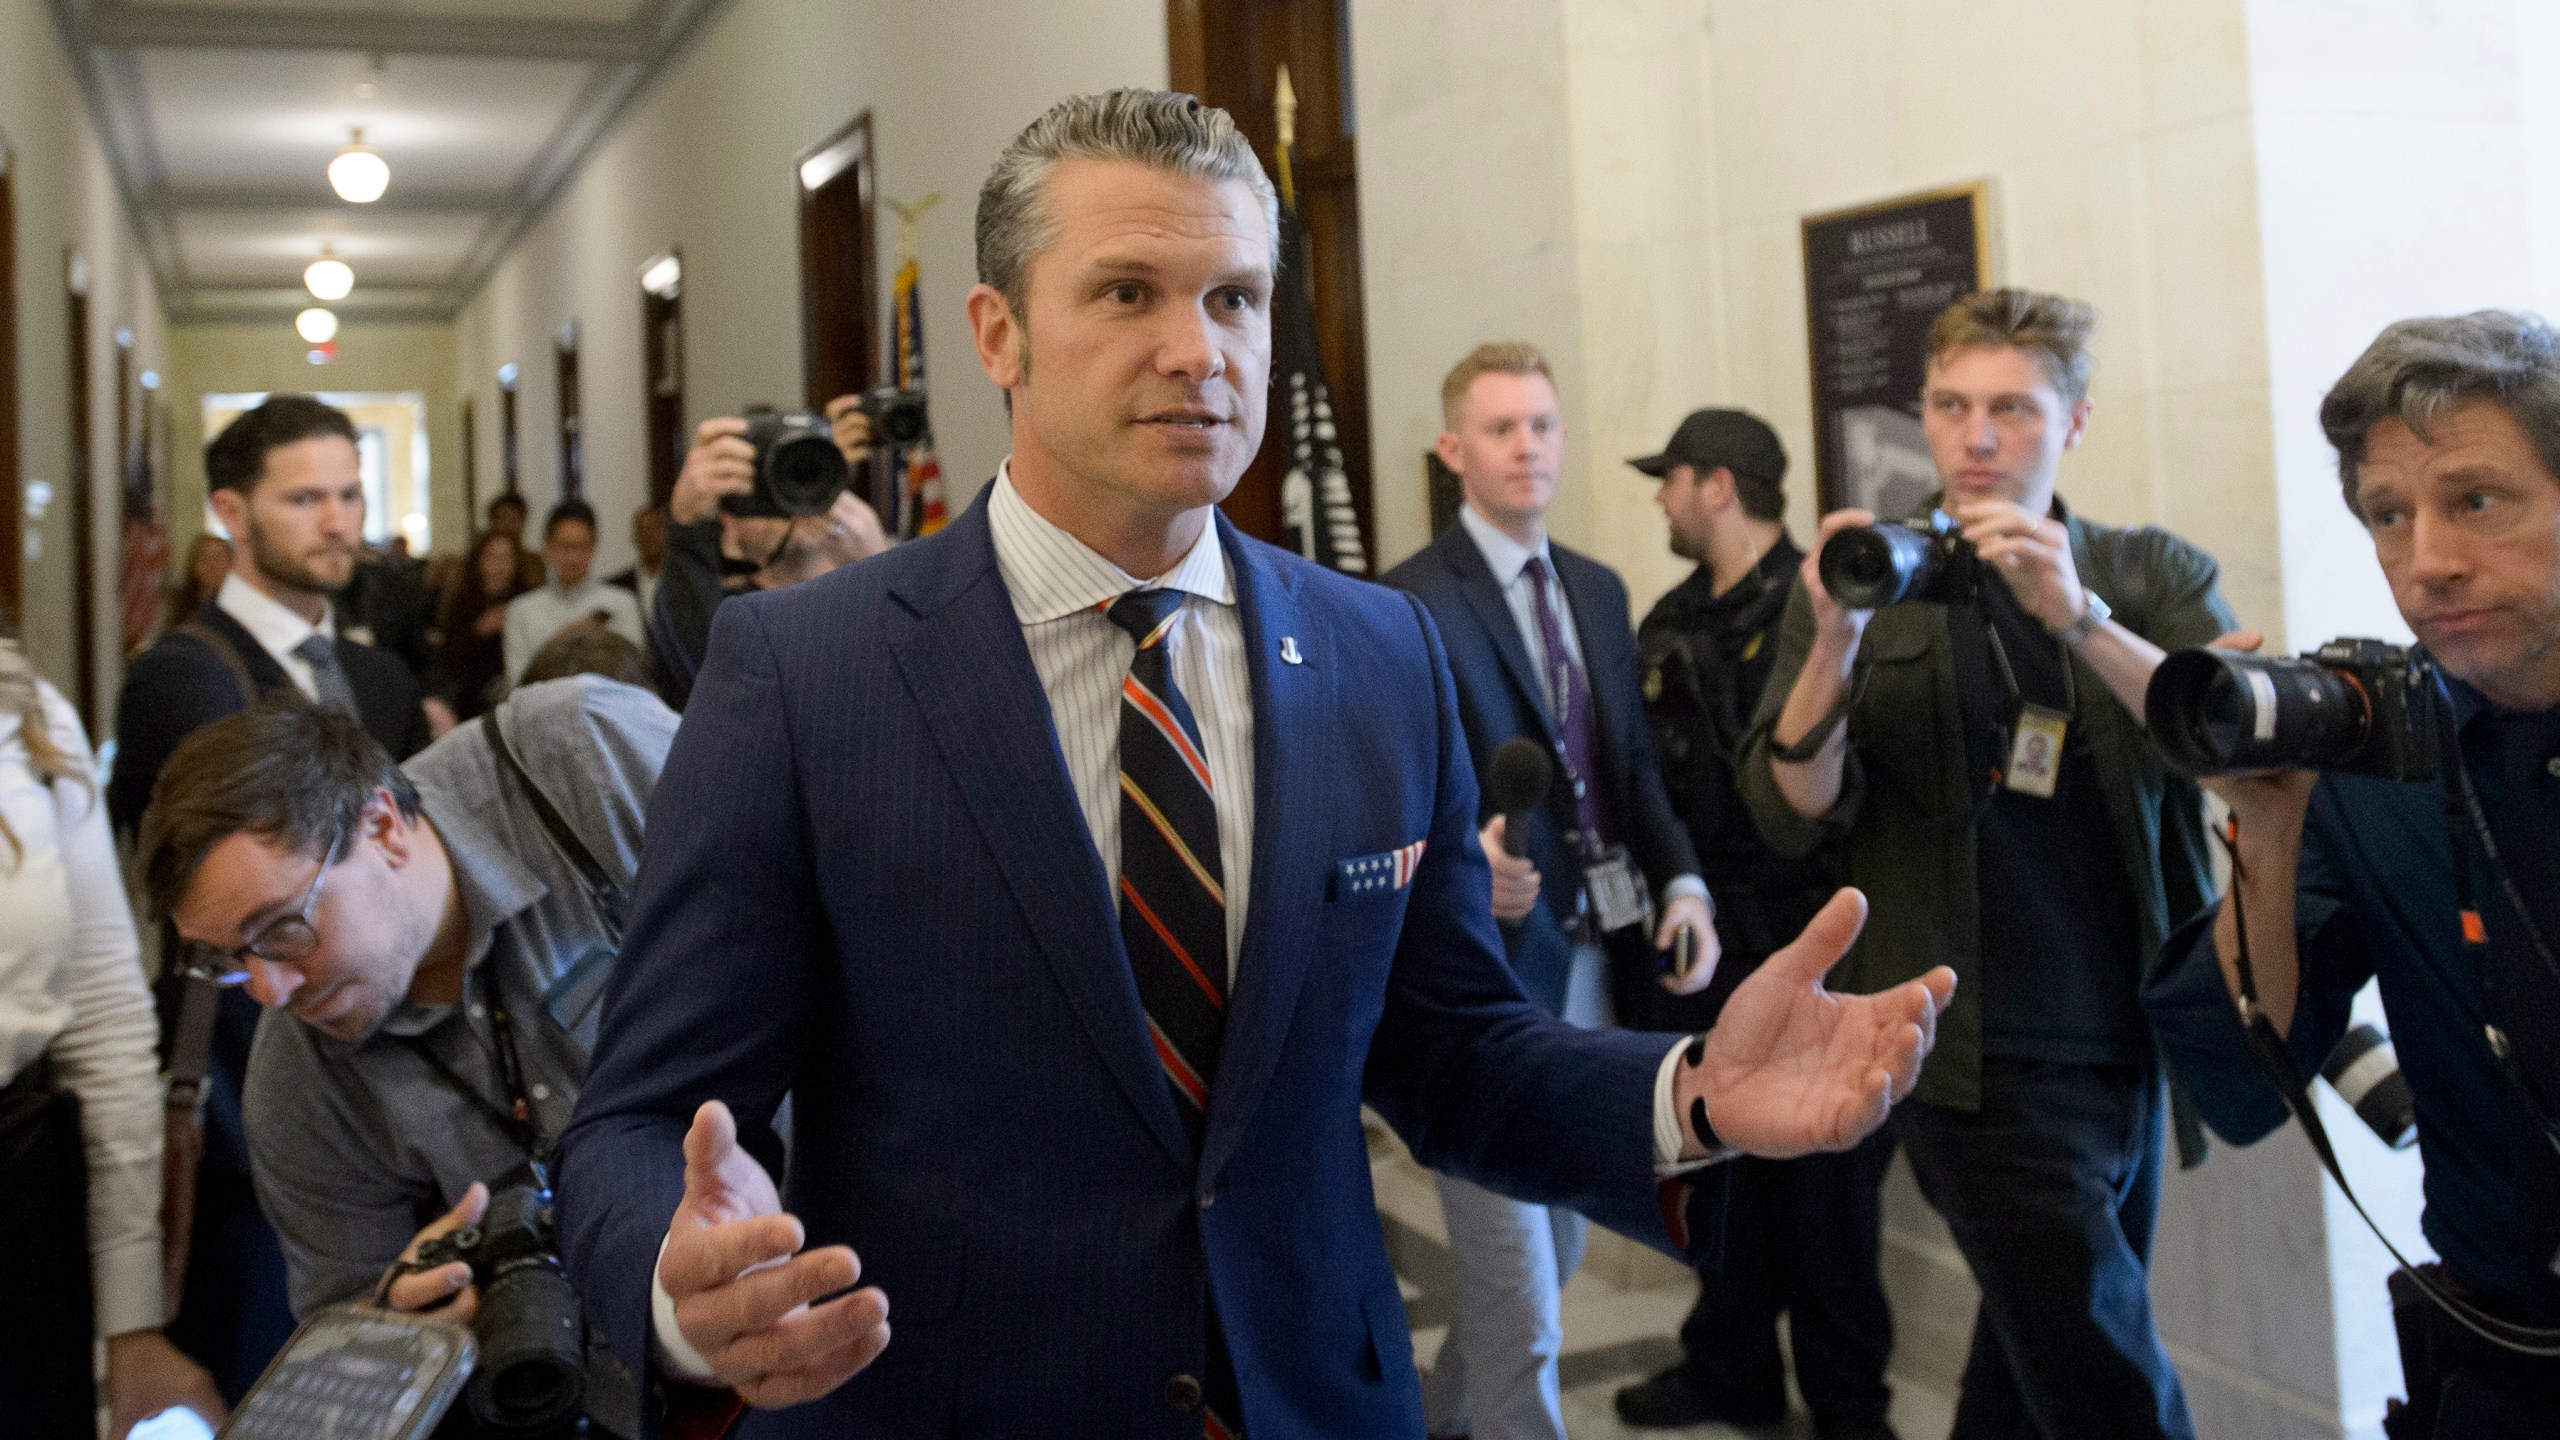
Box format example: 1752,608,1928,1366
1273,65,1297,212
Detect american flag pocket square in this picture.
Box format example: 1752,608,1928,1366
1331,840,1428,899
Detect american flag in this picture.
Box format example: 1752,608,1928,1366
1273,200,1367,574
884,240,948,539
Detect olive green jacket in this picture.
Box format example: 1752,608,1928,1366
1737,503,2237,1113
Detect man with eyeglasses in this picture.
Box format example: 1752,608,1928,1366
132,675,674,1364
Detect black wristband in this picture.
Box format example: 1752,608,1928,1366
1769,704,1848,764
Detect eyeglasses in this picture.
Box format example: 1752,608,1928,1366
174,826,347,988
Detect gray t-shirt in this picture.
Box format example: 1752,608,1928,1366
243,675,676,1315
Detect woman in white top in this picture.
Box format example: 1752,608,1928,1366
0,638,224,1436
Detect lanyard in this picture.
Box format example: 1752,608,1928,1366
407,961,545,1161
2434,679,2560,1164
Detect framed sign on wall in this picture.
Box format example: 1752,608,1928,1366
1801,182,1992,516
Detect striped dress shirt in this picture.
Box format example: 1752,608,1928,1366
987,467,1257,976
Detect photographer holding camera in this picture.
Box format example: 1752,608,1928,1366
2145,311,2560,1436
653,394,896,706
1740,288,2241,1439
130,675,677,1435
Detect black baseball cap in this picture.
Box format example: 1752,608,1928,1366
1628,408,1786,483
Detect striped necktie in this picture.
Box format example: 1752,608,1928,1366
1107,587,1228,1146
1106,587,1244,1439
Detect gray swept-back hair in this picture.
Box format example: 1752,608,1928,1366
2321,310,2560,518
976,89,1279,326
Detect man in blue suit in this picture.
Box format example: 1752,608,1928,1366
554,90,1955,1439
1382,341,1717,1440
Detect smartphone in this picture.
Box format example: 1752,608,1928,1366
1658,924,1697,981
218,1304,475,1440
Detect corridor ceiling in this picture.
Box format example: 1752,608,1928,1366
50,0,730,324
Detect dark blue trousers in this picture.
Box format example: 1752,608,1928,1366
1674,1129,1897,1423
1893,1058,2195,1440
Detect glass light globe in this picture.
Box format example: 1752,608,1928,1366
328,131,389,204
304,254,353,300
295,307,340,344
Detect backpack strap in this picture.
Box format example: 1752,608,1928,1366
481,706,629,943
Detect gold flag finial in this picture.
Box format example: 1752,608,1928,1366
885,192,943,268
1273,66,1298,210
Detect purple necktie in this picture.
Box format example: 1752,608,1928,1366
1521,554,1609,853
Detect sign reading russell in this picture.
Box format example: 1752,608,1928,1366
1801,183,1992,515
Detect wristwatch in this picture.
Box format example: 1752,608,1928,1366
2053,587,2110,647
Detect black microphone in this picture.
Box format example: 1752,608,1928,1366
1486,737,1553,858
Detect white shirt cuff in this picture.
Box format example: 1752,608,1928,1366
651,1232,720,1384
1651,1036,1723,1177
1662,874,1711,909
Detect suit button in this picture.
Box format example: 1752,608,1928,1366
1163,1373,1203,1415
1199,1187,1217,1209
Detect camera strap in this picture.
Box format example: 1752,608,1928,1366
2222,737,2560,1342
407,962,545,1162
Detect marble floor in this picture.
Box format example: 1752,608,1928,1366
1370,1121,1959,1440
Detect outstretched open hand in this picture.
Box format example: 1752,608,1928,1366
1678,888,1956,1160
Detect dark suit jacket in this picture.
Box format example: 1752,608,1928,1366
108,600,430,834
556,495,1693,1438
1383,522,1700,1014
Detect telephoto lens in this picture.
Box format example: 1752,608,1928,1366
1816,510,1966,609
2322,1022,2417,1150
2144,639,2440,782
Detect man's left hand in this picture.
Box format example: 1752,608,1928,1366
822,396,876,470
1955,498,2084,631
1675,888,1955,1160
104,1329,227,1439
1653,892,1720,995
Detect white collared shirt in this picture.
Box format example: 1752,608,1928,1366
503,578,646,684
215,571,335,703
987,465,1256,974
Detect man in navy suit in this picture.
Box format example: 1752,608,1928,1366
1382,342,1716,1440
553,90,1955,1439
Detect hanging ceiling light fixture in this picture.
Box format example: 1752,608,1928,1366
303,245,354,300
295,307,340,344
328,127,389,204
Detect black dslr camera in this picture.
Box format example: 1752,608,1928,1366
2145,637,2441,782
858,384,930,448
1816,510,1982,609
721,404,849,519
411,1161,586,1436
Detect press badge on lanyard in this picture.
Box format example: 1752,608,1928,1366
1583,846,1653,935
2005,704,2069,799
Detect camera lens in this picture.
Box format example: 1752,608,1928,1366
877,398,928,447
762,432,850,517
1818,523,1939,609
468,1260,586,1433
2145,650,2373,776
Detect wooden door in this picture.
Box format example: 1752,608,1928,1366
796,115,889,519
556,328,584,501
1170,0,1376,558
0,150,19,629
66,256,96,726
640,251,684,510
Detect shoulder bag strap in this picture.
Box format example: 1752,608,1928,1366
176,619,264,709
480,708,628,942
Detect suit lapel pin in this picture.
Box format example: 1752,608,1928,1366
1279,636,1304,666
